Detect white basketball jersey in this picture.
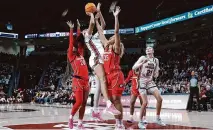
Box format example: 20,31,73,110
139,57,157,83
84,32,104,58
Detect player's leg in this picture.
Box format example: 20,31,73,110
127,94,137,123
137,82,148,129
93,63,121,115
77,88,89,129
110,71,125,129
149,86,166,126
69,90,83,129
139,95,148,124
91,76,103,120
111,95,125,129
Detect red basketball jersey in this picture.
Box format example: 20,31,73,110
67,29,89,80
103,49,121,74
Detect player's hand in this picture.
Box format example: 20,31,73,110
77,19,81,27
113,6,121,17
97,3,101,12
66,21,74,29
95,13,100,20
86,12,93,16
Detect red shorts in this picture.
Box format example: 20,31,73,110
131,88,140,97
131,79,140,97
106,70,125,97
72,78,89,92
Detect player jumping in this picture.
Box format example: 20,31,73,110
132,47,166,129
96,6,125,130
83,3,121,118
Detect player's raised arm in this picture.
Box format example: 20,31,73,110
66,21,75,61
95,13,108,46
132,56,147,70
86,12,95,35
113,6,121,54
96,3,106,29
77,19,81,36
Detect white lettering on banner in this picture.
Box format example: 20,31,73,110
194,6,213,16
135,5,213,33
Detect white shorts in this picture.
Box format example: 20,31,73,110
139,81,158,95
89,56,104,69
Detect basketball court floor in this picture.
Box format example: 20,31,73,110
0,104,212,129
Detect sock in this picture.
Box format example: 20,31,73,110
106,100,112,108
78,119,83,125
130,115,133,120
69,115,73,119
156,115,160,120
143,116,146,120
93,107,99,112
115,119,119,125
118,119,123,125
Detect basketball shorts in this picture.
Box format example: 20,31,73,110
89,55,104,69
139,81,158,95
106,71,125,97
72,78,89,92
131,80,140,97
131,88,140,97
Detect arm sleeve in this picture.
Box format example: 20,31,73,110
77,28,81,36
67,29,75,62
125,70,133,84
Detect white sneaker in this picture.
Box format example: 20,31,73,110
138,121,146,129
156,118,166,126
143,119,148,124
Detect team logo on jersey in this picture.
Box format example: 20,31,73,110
119,84,124,88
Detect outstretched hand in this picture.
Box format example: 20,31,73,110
66,21,74,29
97,3,101,12
113,6,121,17
77,19,81,27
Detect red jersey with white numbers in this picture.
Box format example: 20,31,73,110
67,29,88,80
103,49,121,74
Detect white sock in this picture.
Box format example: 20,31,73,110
119,119,123,125
130,115,133,120
69,115,73,119
115,119,119,125
156,115,160,120
106,100,112,108
78,119,83,125
93,107,99,112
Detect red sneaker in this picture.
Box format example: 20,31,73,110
92,111,104,121
105,104,121,115
68,118,73,129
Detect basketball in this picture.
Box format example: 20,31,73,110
85,3,97,13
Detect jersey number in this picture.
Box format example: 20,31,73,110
80,59,86,66
146,70,153,76
104,55,109,61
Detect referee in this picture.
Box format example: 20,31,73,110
188,71,201,112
